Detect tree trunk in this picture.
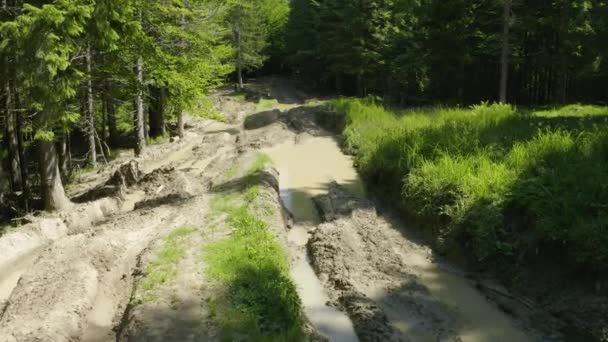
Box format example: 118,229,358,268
357,73,365,97
85,41,97,168
148,86,166,138
38,139,71,211
499,0,511,103
104,89,119,147
236,6,244,90
134,56,146,156
177,106,185,139
58,132,70,180
5,75,21,191
14,85,29,211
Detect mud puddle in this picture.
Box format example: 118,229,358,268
266,135,365,223
266,135,363,342
266,133,532,342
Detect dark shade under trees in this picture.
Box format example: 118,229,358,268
284,0,608,105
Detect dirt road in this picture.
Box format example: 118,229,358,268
0,78,554,341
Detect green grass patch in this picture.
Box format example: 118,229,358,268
257,98,279,111
191,97,227,122
249,153,272,174
146,134,169,146
69,165,96,184
232,92,247,102
332,98,608,270
204,155,304,340
140,227,196,302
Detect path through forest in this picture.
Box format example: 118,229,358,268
0,78,554,341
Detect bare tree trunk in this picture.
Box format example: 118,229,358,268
85,41,97,168
14,85,29,211
59,132,70,180
499,0,511,103
5,75,21,191
148,86,166,138
177,106,185,139
236,6,244,90
104,88,119,147
38,138,71,211
135,56,146,156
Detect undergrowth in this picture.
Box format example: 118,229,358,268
257,98,279,111
146,134,169,146
331,98,608,271
205,154,304,341
140,227,196,302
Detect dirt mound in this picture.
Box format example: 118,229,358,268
244,109,281,130
133,167,200,210
108,160,144,188
308,183,458,341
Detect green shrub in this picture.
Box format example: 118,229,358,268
332,99,608,269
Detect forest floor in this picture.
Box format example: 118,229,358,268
0,77,591,341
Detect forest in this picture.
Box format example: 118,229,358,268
0,0,288,213
2,0,608,340
1,0,607,215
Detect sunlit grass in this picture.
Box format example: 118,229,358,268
204,154,303,340
257,98,279,111
140,227,196,302
332,98,608,268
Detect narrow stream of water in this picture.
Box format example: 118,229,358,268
266,134,532,342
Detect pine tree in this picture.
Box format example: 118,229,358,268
227,0,287,89
2,0,93,210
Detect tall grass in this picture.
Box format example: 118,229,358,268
331,99,608,269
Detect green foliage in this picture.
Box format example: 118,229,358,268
140,227,196,302
205,154,303,340
227,0,289,73
333,99,608,269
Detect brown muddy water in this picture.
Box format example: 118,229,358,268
265,134,533,342
266,136,361,342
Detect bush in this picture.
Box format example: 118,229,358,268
331,99,608,269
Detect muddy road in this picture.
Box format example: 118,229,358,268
0,77,559,341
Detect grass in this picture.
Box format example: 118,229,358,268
232,92,247,102
146,134,169,146
205,154,304,341
331,98,608,271
257,98,279,111
140,227,196,302
70,164,96,182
